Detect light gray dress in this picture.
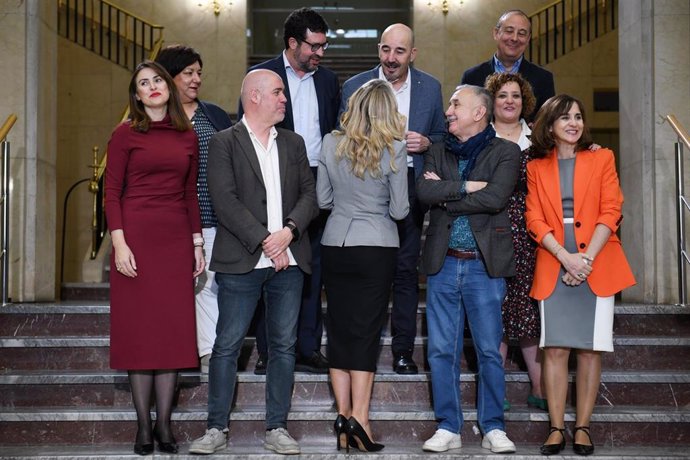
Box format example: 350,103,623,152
539,157,615,352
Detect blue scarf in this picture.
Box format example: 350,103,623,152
445,124,496,180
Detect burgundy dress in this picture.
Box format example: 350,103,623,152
105,118,201,370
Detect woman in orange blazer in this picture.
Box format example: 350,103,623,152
525,95,635,456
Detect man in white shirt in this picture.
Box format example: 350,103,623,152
189,69,318,455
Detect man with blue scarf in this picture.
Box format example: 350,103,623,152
417,85,520,454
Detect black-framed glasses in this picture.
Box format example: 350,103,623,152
300,39,329,52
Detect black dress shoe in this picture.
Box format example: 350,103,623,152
254,355,267,375
153,425,178,454
295,351,329,373
540,426,565,455
134,442,153,456
393,353,418,374
573,426,594,456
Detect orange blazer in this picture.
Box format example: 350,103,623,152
525,148,635,299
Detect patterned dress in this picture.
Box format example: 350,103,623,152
502,147,540,339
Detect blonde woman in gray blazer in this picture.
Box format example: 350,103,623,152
316,79,409,453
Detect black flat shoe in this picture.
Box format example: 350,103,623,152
393,353,418,374
346,416,384,452
540,426,566,456
133,442,154,456
573,426,594,456
153,425,178,454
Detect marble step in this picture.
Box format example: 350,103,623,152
2,335,689,372
2,370,689,409
0,406,688,446
1,444,689,459
2,303,688,337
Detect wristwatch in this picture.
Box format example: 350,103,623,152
285,221,299,239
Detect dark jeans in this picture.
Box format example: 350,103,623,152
207,267,303,430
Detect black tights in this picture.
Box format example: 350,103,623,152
128,370,178,444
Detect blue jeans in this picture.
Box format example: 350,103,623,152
426,256,506,434
207,267,303,430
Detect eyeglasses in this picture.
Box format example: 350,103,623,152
300,39,329,52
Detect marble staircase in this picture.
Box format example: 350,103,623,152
0,302,689,458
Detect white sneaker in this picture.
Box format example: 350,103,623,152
189,428,227,454
481,429,516,453
422,428,462,452
264,427,300,455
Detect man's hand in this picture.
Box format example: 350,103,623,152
262,228,293,259
272,251,290,271
465,181,488,193
423,171,441,181
405,131,431,153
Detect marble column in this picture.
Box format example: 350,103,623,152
0,0,58,301
619,0,690,303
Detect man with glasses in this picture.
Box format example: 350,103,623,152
461,9,555,119
239,7,339,376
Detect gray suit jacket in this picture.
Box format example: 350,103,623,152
417,137,521,277
317,134,409,247
207,122,319,274
339,66,446,178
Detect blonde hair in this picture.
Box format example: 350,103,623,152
335,79,406,179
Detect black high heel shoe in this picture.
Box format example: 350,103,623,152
133,426,153,456
540,426,566,456
346,416,384,452
573,426,594,456
153,424,178,454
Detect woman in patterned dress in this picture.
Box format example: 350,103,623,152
485,72,545,411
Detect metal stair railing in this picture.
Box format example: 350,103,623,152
666,114,690,306
527,0,617,66
0,114,17,306
57,0,164,72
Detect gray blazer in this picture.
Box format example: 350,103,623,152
207,122,319,274
417,137,521,277
317,133,409,247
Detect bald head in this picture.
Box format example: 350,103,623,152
378,23,416,86
240,69,287,128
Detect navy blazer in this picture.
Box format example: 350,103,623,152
461,57,555,120
198,100,233,132
237,55,340,137
339,66,446,178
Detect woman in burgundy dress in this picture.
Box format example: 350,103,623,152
105,60,205,455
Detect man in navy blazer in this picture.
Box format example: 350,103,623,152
238,7,339,375
340,23,446,374
461,9,555,119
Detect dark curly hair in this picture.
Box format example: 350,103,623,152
530,94,592,158
155,44,203,79
283,7,329,49
484,72,536,121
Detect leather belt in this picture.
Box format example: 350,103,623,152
446,248,481,259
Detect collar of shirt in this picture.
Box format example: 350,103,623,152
241,116,278,149
493,53,523,74
377,66,411,95
282,50,317,80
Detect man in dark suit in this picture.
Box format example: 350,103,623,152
339,23,446,374
461,9,555,118
417,85,519,454
189,69,318,455
239,8,339,374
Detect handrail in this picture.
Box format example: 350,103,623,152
666,114,690,149
101,0,163,28
527,0,616,66
667,114,690,306
0,114,18,142
0,114,15,305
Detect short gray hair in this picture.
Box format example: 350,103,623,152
455,84,493,123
